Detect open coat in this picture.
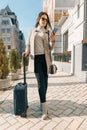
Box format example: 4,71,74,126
25,28,54,73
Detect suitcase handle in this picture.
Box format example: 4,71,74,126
23,56,26,84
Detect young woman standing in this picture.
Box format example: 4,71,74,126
23,12,55,120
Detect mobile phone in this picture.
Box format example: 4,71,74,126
52,27,58,34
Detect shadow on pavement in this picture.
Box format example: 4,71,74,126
47,99,87,117
27,81,85,88
48,75,73,78
17,73,76,80
0,99,87,119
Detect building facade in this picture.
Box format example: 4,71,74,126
43,0,69,57
0,6,25,58
43,0,87,82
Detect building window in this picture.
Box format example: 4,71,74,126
63,31,68,52
77,0,80,18
7,28,11,33
1,28,5,33
1,20,10,25
82,44,87,71
7,37,10,42
77,4,80,18
2,37,6,42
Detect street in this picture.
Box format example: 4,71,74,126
0,71,87,130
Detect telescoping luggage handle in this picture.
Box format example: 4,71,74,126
23,56,26,84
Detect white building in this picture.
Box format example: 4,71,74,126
43,0,87,82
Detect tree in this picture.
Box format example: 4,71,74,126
9,49,20,73
0,38,9,79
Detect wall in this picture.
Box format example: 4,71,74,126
54,61,71,73
59,0,87,82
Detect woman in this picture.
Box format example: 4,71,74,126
23,12,55,120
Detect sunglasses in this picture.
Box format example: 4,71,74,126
41,17,48,22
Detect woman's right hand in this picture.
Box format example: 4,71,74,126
22,51,28,57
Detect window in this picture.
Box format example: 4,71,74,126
1,20,10,25
7,37,10,42
63,31,68,52
77,4,80,18
7,28,11,33
1,28,5,33
3,37,6,42
82,44,87,71
77,0,80,18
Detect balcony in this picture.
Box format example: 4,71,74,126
58,15,68,26
54,0,75,9
54,10,69,26
53,51,71,63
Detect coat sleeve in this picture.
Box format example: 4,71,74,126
49,41,55,50
25,29,32,54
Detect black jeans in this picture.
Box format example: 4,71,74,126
34,54,48,103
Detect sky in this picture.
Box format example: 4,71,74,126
0,0,42,41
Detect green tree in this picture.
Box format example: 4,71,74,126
0,38,9,79
9,49,20,73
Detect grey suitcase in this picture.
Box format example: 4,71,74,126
13,56,28,117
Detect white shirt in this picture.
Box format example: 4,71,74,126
34,26,47,55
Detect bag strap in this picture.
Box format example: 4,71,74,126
46,30,52,62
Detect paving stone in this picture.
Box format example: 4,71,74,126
42,121,57,130
30,121,45,130
0,71,87,130
0,122,10,130
55,120,70,130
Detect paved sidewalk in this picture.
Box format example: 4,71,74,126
0,71,87,130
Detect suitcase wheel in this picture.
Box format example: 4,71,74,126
21,112,27,118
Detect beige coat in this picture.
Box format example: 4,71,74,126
26,28,54,73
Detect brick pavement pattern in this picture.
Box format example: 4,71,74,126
0,70,87,130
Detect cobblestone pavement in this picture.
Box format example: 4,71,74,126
0,71,87,130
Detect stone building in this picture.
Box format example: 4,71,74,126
0,5,25,58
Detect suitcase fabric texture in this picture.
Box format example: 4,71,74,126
13,57,28,117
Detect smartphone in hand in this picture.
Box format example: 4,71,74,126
52,27,58,34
